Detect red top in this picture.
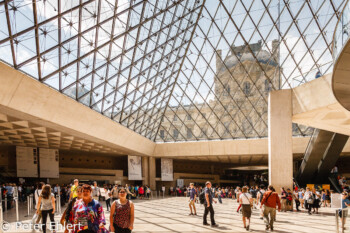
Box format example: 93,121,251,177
261,191,281,209
139,187,144,194
113,200,130,229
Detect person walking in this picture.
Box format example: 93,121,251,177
92,181,101,201
325,189,331,207
138,186,144,199
257,185,266,220
36,184,56,233
260,185,281,231
104,187,111,212
286,188,293,211
61,186,83,233
72,184,107,233
111,185,119,201
304,187,314,215
312,188,321,214
217,188,222,204
110,187,134,233
203,181,218,227
35,182,45,224
54,184,59,198
298,189,305,209
69,179,79,202
339,192,350,231
293,189,300,211
188,183,197,215
240,186,253,231
280,187,287,212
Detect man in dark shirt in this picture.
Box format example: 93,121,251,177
203,181,218,227
188,183,197,215
250,186,258,209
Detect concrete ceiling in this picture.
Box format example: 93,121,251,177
0,112,122,154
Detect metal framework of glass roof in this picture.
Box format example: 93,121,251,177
0,0,344,142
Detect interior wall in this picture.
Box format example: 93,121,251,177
59,150,127,172
0,145,16,171
338,157,350,178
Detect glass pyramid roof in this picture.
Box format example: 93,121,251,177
0,0,344,142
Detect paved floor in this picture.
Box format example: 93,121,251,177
1,197,347,232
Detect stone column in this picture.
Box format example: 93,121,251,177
142,157,149,186
268,89,293,192
149,157,156,190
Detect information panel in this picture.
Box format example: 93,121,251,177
331,193,342,209
40,148,59,178
16,146,38,177
161,158,173,181
128,155,142,180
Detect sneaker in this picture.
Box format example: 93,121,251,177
203,223,210,226
246,225,250,231
211,224,219,227
194,213,197,215
189,213,193,215
270,226,274,231
265,226,269,231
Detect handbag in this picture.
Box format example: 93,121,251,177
307,193,314,204
31,213,38,224
307,198,314,204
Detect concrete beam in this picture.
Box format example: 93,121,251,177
154,137,311,157
0,62,155,156
292,74,350,136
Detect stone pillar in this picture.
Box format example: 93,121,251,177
268,89,293,192
149,157,156,190
142,157,149,186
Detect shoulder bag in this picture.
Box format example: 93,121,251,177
243,193,253,208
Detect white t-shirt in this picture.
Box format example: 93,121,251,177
239,193,252,205
34,189,42,209
303,191,313,200
104,190,110,200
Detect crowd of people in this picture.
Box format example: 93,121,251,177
1,178,350,232
186,182,350,231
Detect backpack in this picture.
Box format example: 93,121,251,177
250,189,257,198
199,190,206,204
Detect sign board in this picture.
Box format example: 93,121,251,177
306,184,315,190
16,146,38,177
128,155,142,180
161,158,173,181
177,179,184,188
39,148,59,178
331,193,342,209
322,184,331,191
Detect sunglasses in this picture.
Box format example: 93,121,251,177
119,191,126,194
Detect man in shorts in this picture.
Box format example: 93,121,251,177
188,183,197,215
